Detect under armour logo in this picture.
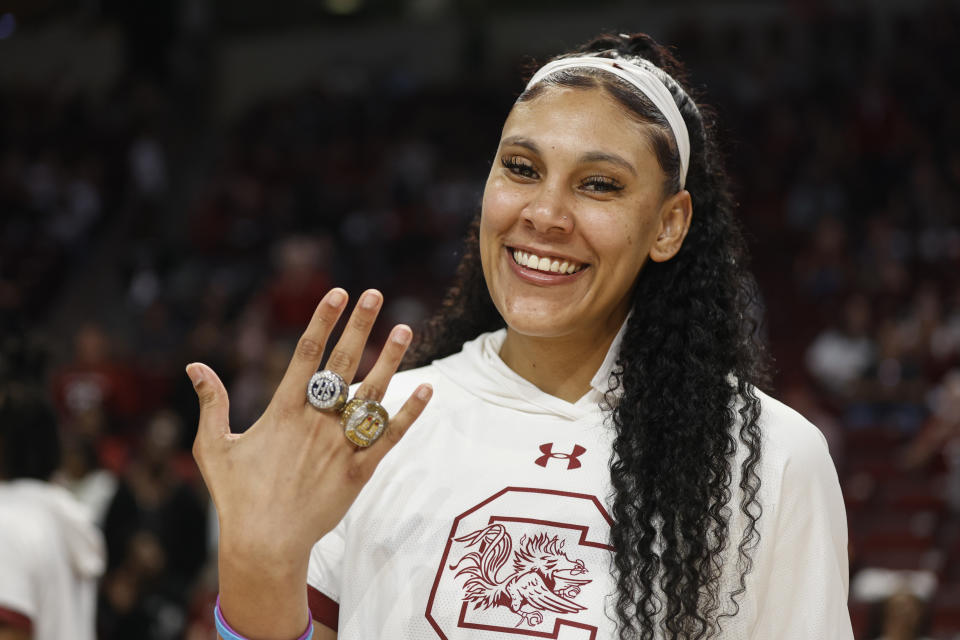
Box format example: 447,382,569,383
535,443,587,470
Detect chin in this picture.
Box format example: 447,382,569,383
496,300,579,338
504,321,568,339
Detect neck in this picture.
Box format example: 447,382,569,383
499,324,621,403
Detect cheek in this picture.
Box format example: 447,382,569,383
578,208,655,285
478,193,501,276
580,210,646,257
609,207,660,257
478,216,493,270
481,176,527,233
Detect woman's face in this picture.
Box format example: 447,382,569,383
480,86,690,343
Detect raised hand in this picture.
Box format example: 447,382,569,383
187,288,432,639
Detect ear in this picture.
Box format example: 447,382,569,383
649,190,692,263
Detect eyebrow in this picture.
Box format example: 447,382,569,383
500,136,638,177
501,136,539,153
579,151,638,177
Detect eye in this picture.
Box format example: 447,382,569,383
501,155,539,180
580,175,623,193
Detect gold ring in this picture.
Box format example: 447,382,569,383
340,398,388,447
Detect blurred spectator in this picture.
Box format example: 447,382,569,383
48,157,103,251
857,216,913,301
128,133,169,203
931,285,960,366
902,369,960,510
263,235,333,335
98,410,206,640
103,410,205,579
98,530,185,640
228,329,291,429
0,390,106,640
855,318,927,433
50,324,141,441
54,434,119,528
806,293,876,399
794,215,851,299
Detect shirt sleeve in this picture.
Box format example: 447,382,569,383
751,424,854,640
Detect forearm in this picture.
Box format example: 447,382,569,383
217,537,312,640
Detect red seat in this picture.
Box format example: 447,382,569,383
881,475,947,513
931,583,960,636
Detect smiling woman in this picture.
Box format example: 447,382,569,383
189,32,854,640
480,87,692,401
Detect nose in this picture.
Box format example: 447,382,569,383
521,182,573,234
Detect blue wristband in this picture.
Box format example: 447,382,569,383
214,596,314,640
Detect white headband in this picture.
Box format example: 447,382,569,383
524,56,690,189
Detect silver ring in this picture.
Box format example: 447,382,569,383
306,370,349,412
340,398,388,447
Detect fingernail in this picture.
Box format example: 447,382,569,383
361,292,380,310
185,363,204,388
417,384,432,401
391,326,412,345
327,290,345,307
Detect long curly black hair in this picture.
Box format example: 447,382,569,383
404,33,769,640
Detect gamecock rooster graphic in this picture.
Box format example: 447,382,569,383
448,524,592,628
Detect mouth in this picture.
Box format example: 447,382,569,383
508,247,588,275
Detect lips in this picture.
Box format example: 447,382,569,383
510,248,586,275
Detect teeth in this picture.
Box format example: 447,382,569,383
511,249,583,275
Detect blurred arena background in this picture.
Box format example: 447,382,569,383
1,0,958,638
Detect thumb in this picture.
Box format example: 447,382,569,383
186,362,230,439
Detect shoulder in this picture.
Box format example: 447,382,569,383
0,481,59,522
754,388,831,464
0,482,58,553
750,388,841,497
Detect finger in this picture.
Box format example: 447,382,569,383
186,362,230,442
324,289,383,383
360,383,432,465
275,288,348,407
353,324,412,401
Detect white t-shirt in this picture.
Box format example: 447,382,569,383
0,479,105,640
308,329,853,639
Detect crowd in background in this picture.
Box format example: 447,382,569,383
1,2,959,638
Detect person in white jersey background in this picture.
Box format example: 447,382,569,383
187,33,854,639
0,391,106,640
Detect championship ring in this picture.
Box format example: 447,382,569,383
306,370,348,412
340,398,388,447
